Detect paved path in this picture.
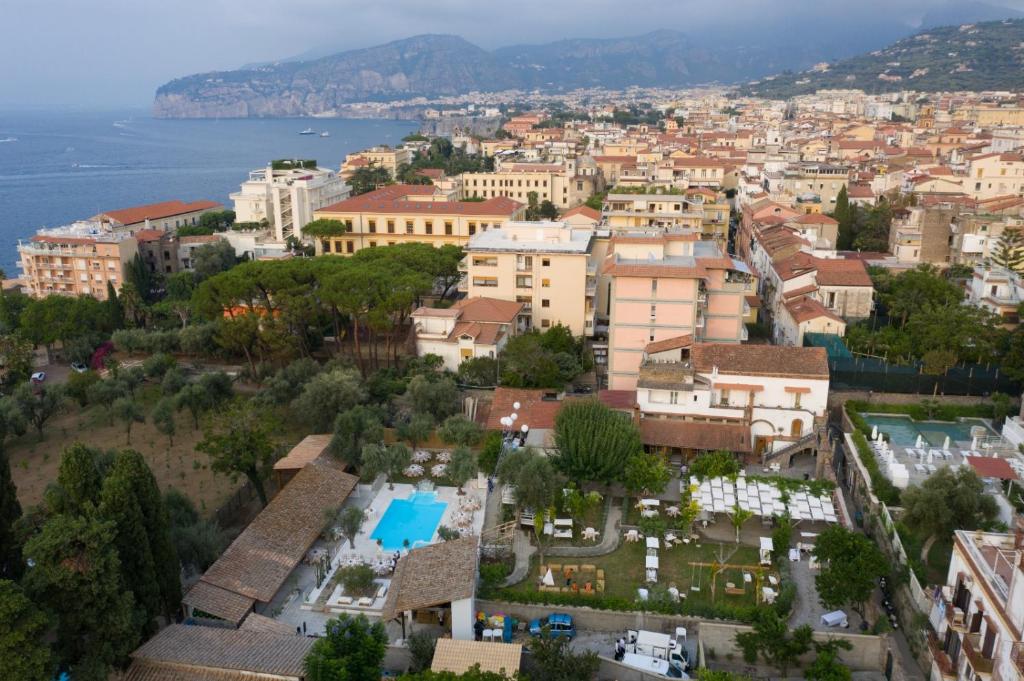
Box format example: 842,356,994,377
503,529,537,586
546,500,623,557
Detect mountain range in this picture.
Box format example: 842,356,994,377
153,7,1024,118
742,18,1024,98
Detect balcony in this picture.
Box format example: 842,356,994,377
928,631,957,680
964,632,994,677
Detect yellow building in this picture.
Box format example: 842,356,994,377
463,221,600,336
341,146,413,179
461,162,598,209
311,185,524,255
966,152,1024,201
18,222,138,300
603,190,704,231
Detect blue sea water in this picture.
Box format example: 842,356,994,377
370,491,448,551
0,109,418,274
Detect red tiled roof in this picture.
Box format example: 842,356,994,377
640,418,751,453
784,296,845,324
98,200,221,226
598,390,636,411
318,185,522,217
561,205,600,221
450,297,524,323
966,456,1018,481
692,343,829,379
790,213,838,226
486,388,565,430
644,334,694,354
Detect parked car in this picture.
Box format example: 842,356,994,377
70,362,89,373
528,613,576,639
30,371,46,384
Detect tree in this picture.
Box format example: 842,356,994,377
23,514,136,681
397,413,434,451
303,218,349,238
305,614,388,681
447,446,477,494
496,447,560,515
624,453,671,498
805,639,854,681
729,504,754,543
438,414,483,447
111,396,145,444
527,629,599,681
813,525,889,618
50,442,105,516
175,382,213,429
0,580,52,680
0,334,33,389
399,375,459,422
735,608,813,676
539,199,559,220
153,396,176,447
348,166,393,195
457,356,499,387
553,399,642,484
330,405,384,469
832,186,853,250
562,483,602,538
991,227,1024,274
525,191,541,220
406,630,439,674
192,240,238,281
13,383,66,439
292,367,367,432
66,369,100,407
164,489,225,575
0,449,22,580
689,450,741,478
901,467,999,562
361,443,412,490
197,400,280,507
338,507,366,550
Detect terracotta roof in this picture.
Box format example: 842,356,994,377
185,456,358,617
239,613,299,637
784,296,845,325
640,418,751,453
417,168,445,179
638,363,693,390
966,456,1018,481
561,205,601,221
319,185,522,217
98,200,221,226
814,257,873,287
847,184,875,199
127,624,312,680
179,581,254,625
790,213,838,226
598,389,636,411
691,343,829,379
381,536,479,621
30,234,118,246
451,297,524,324
273,434,332,472
432,639,522,677
448,321,503,345
644,334,695,355
486,388,566,430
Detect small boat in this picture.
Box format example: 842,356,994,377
299,127,316,135
320,131,330,137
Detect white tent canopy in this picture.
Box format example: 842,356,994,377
690,476,838,523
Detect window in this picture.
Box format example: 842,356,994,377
425,221,433,235
669,391,678,405
542,258,550,267
468,223,476,236
650,304,657,320
163,250,170,260
541,319,551,328
794,392,802,408
445,222,453,235
387,220,395,234
369,241,377,248
651,279,658,295
516,275,533,288
541,299,550,308
368,220,376,233
405,220,414,234
473,257,498,267
473,277,498,287
346,241,354,254
541,278,550,287
323,240,332,253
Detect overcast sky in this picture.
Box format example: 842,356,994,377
3,0,1023,110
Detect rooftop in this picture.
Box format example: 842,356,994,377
467,222,593,254
95,199,221,226
318,185,522,217
692,344,829,379
432,639,522,677
381,535,479,621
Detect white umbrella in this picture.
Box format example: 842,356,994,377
871,425,878,440
943,435,951,450
542,568,554,586
915,434,924,449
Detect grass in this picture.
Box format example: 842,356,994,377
506,538,766,610
894,521,952,586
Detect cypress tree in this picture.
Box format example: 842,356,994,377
49,443,104,516
0,579,53,680
0,448,22,580
833,185,854,250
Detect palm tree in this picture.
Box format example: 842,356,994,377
729,504,754,543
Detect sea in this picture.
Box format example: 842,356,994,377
0,109,418,274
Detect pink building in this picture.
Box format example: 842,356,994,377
601,231,753,389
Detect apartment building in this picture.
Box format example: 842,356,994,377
411,297,524,372
781,163,850,208
968,266,1023,325
17,222,138,300
341,146,413,179
135,229,179,275
603,190,704,232
92,199,222,234
463,221,601,336
601,232,753,390
311,185,524,255
636,341,829,458
927,527,1024,681
461,161,598,209
966,153,1024,201
889,205,960,265
231,162,350,242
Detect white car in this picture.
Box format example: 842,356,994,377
30,371,46,383
70,362,89,373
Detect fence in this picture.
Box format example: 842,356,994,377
828,355,1019,396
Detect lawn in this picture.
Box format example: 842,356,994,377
506,538,769,611
7,383,303,517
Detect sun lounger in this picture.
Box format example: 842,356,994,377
338,596,353,605
358,597,373,607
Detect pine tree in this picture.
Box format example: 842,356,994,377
991,227,1024,274
22,514,136,681
50,443,104,515
0,448,22,580
0,579,53,680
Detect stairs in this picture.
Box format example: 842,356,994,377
762,428,821,466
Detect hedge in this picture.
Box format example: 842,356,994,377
846,400,993,423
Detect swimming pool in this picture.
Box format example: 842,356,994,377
370,491,448,550
860,413,996,447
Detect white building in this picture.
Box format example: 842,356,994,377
231,162,350,242
968,266,1024,325
636,338,830,458
410,297,523,372
927,527,1024,681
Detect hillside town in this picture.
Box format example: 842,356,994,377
9,84,1024,681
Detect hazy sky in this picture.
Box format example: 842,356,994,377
3,0,1023,110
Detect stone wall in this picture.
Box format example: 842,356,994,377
700,621,886,672
476,598,701,635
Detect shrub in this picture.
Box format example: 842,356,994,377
479,562,511,593
66,370,100,407
339,564,375,596
143,352,177,378
478,431,503,473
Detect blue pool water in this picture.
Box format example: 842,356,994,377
370,491,448,550
860,414,996,447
